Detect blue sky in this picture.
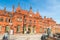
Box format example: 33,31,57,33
0,0,60,24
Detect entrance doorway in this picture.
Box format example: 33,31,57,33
27,25,31,34
5,26,10,32
33,26,36,33
23,24,26,34
16,25,20,33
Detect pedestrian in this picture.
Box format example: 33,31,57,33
41,34,46,40
2,31,9,40
2,35,5,40
2,35,8,40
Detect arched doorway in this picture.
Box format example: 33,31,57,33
23,24,26,34
33,26,36,33
5,26,10,32
16,25,20,33
27,25,31,34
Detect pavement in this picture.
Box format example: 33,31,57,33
0,34,42,40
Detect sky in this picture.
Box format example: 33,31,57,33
0,0,60,24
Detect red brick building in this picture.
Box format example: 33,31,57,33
0,3,56,34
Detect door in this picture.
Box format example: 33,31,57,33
17,25,20,33
23,25,26,34
5,26,10,32
27,25,31,34
33,26,36,33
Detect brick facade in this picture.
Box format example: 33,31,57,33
0,3,56,34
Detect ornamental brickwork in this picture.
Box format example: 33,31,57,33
0,3,56,34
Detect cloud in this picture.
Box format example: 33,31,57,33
40,0,60,24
